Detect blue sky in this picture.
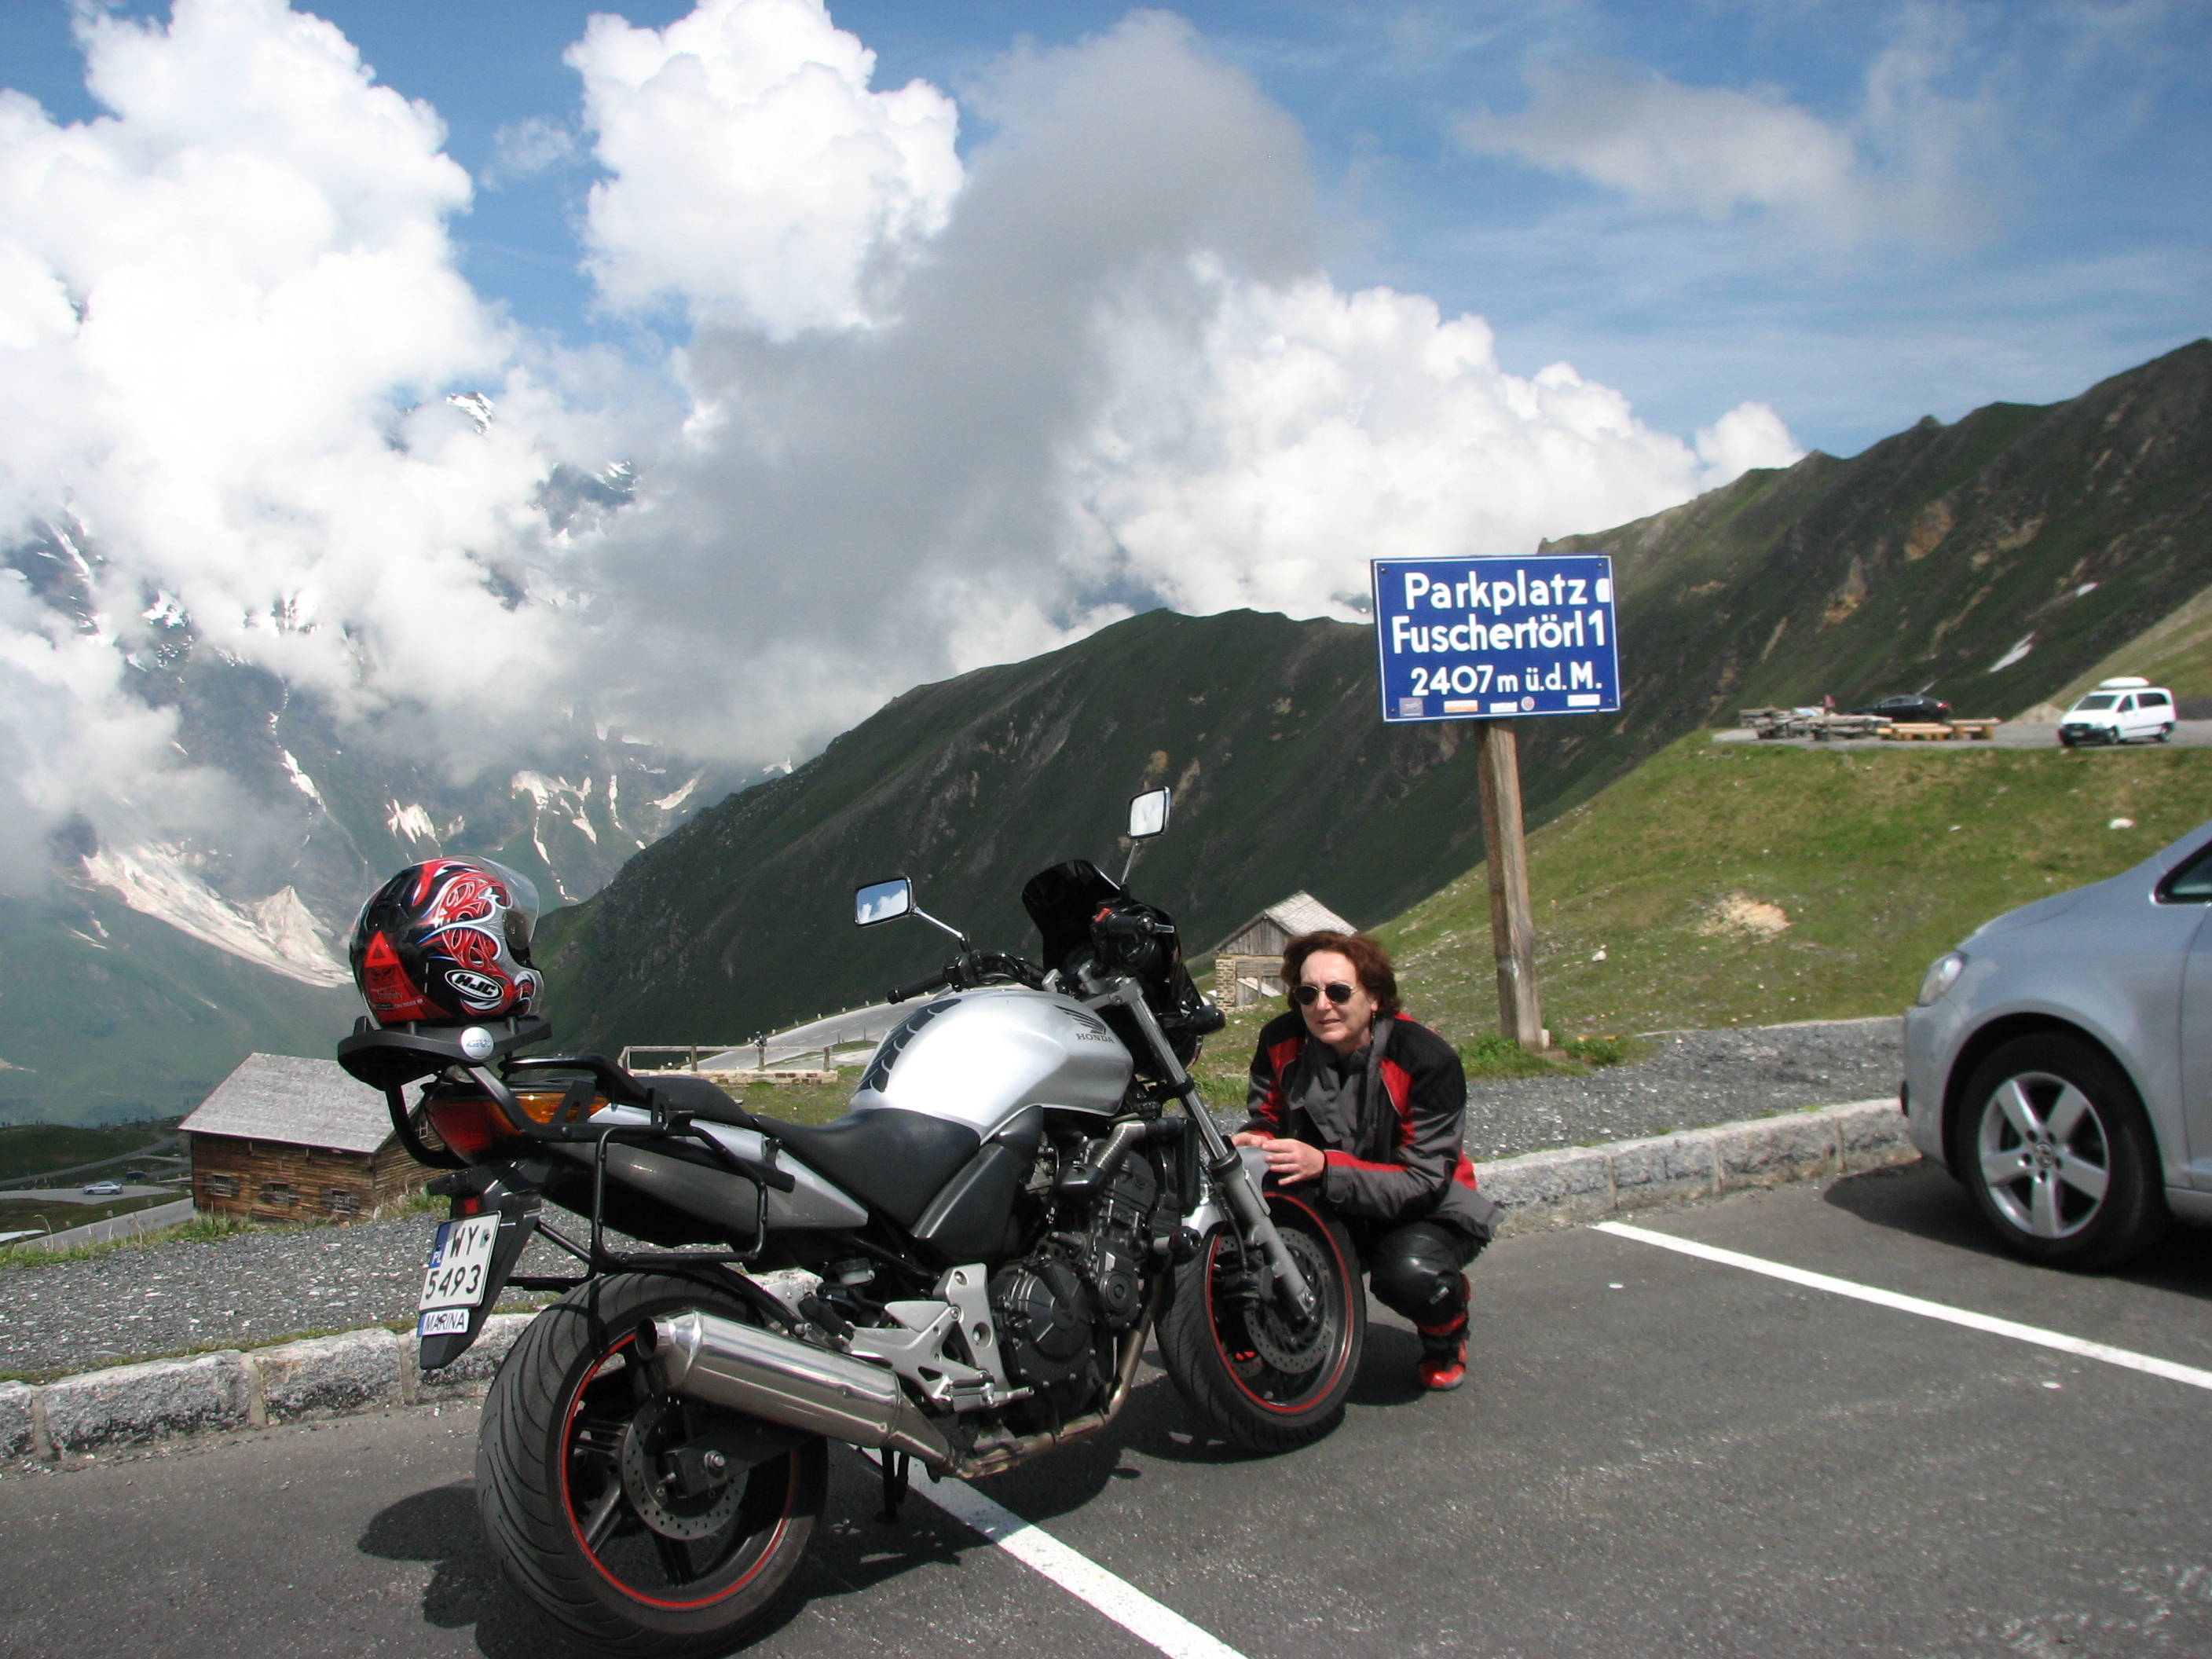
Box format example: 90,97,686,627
5,0,2203,456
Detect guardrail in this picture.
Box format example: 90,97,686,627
621,1002,910,1075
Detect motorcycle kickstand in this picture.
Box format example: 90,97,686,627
877,1450,911,1523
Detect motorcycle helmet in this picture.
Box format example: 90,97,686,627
349,857,544,1025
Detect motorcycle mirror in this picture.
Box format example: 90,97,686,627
854,877,914,927
1126,786,1171,841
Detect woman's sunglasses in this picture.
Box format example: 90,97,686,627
1293,981,1358,1006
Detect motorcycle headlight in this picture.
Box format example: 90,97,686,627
1916,950,1966,1007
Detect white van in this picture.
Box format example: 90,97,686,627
2057,676,2176,746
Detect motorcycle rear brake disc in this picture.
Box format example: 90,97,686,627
618,1398,745,1542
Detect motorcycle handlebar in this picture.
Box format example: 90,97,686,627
887,967,954,1005
1093,911,1169,939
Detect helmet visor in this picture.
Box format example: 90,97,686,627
479,859,540,963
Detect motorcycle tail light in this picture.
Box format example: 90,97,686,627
423,1094,522,1160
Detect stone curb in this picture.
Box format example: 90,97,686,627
4,1107,1912,1459
1478,1096,1913,1237
3,1271,817,1463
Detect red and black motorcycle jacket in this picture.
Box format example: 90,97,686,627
1240,1010,1500,1242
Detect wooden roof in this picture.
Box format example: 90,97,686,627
180,1053,395,1156
1207,891,1354,956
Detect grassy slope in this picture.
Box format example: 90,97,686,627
0,894,360,1127
0,1122,170,1183
1374,736,2212,1043
0,1193,174,1232
2047,577,2212,707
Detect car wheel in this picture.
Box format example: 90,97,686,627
2057,734,2076,749
2157,723,2173,743
1954,1035,2168,1270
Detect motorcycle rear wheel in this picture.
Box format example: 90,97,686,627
1159,1188,1365,1453
477,1273,828,1657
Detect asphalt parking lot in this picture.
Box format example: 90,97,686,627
6,1161,2209,1659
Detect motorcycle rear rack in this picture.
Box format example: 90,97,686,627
350,1017,797,1283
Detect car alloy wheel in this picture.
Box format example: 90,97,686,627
1956,1035,2167,1270
1975,1069,2111,1240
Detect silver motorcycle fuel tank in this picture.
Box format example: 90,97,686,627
847,986,1133,1138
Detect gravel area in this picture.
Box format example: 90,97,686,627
1,1218,629,1383
1459,1016,1903,1161
2,1017,1901,1380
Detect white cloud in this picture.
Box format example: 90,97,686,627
0,0,1803,907
1462,59,1865,225
568,0,963,334
0,0,622,892
482,115,577,187
1072,271,1724,618
1460,30,1996,246
1695,401,1805,488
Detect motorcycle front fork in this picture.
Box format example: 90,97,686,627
1099,981,1319,1320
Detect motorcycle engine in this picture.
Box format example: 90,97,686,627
1071,1149,1155,1330
989,1131,1162,1392
989,1254,1095,1389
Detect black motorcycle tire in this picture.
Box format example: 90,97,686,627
477,1273,828,1657
1159,1187,1365,1453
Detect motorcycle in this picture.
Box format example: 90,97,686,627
337,786,1364,1657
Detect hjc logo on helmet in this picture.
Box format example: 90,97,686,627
349,858,544,1025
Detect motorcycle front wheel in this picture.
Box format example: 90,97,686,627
1159,1188,1365,1453
476,1273,828,1657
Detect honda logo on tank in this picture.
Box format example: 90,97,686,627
1371,555,1621,723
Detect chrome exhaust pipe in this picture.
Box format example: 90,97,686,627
640,1309,954,1471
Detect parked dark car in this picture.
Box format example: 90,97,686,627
1848,694,1952,723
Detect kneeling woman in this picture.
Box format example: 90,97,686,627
1231,931,1496,1390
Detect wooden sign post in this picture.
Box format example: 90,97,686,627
1370,554,1621,1053
1474,720,1542,1049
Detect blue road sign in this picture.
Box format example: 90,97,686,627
1372,555,1621,723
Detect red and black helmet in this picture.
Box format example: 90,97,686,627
349,858,544,1026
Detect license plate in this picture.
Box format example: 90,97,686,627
419,1215,500,1317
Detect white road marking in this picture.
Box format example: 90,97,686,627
859,1451,1249,1659
1595,1221,2212,1392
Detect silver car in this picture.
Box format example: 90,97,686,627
1903,821,2212,1269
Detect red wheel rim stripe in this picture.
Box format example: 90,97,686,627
557,1331,797,1612
1203,1190,1355,1414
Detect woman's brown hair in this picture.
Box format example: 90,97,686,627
1281,931,1400,1020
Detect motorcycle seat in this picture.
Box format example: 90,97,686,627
754,1109,981,1229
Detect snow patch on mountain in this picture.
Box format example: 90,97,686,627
387,801,438,843
280,751,324,806
80,847,351,987
514,771,599,844
650,771,704,811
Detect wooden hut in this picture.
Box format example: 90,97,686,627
181,1053,428,1223
1208,892,1356,1008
